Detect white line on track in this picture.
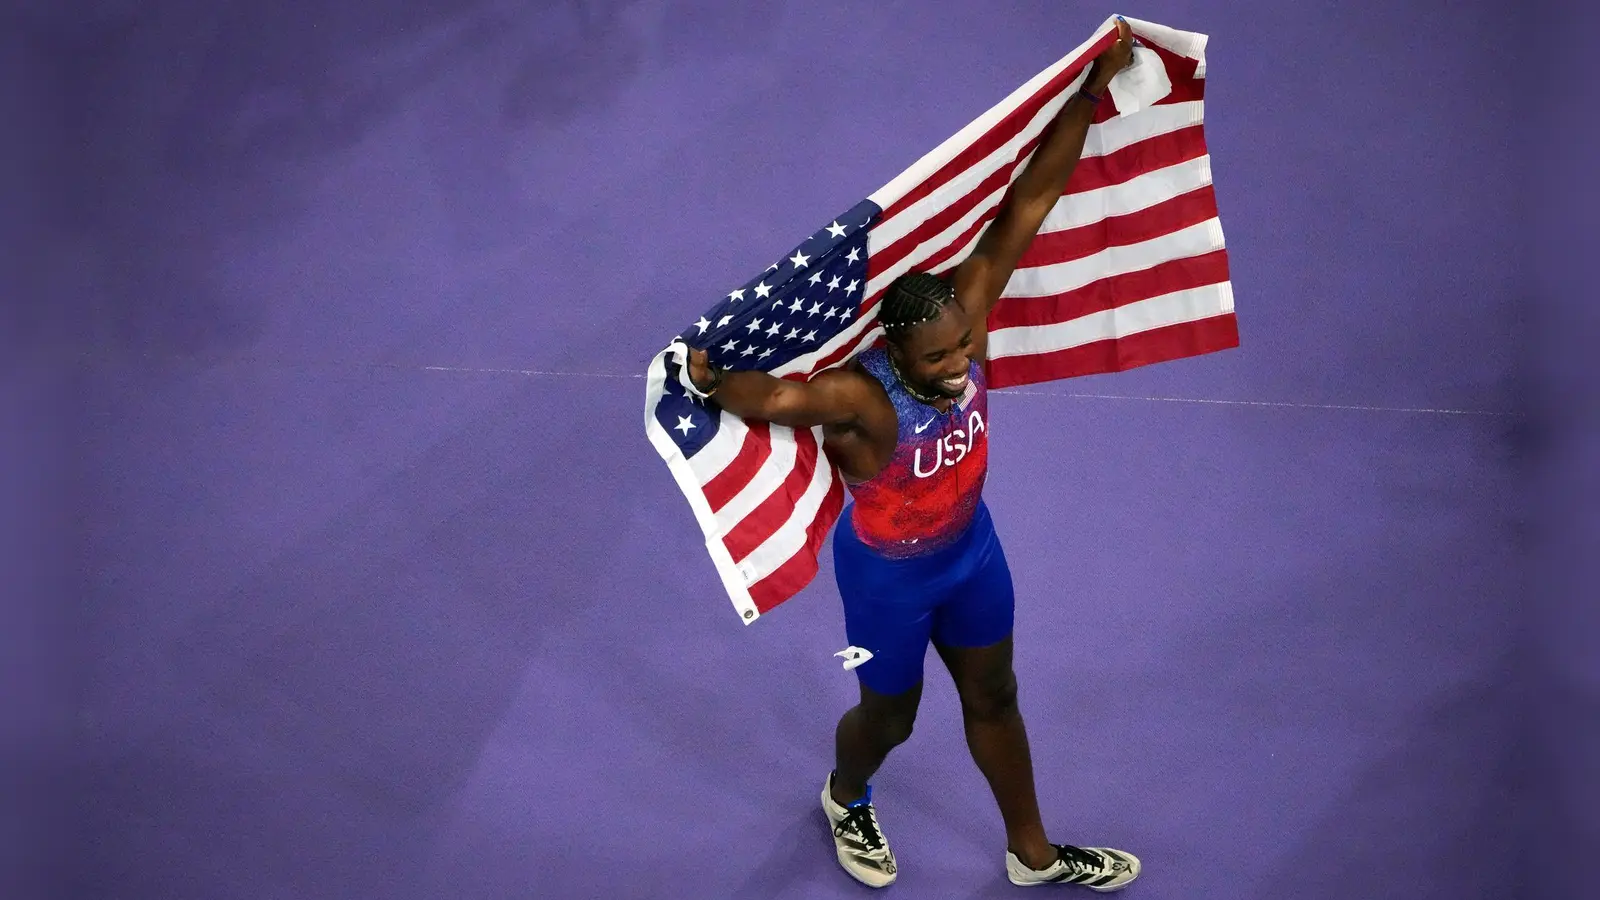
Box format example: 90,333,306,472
414,364,1520,417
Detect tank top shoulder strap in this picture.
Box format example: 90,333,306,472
853,347,896,395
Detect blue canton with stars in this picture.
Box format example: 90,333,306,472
655,198,881,458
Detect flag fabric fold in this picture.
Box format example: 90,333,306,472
644,15,1238,624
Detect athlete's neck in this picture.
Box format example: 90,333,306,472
887,353,953,409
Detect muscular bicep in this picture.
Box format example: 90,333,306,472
952,254,1007,362
756,368,879,429
956,195,1054,311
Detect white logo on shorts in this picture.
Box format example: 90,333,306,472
834,647,874,671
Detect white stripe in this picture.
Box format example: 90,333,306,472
1122,16,1209,69
1038,154,1213,234
866,73,1085,253
866,179,1010,298
868,97,1202,258
863,107,1207,304
781,49,1206,380
855,156,1213,344
682,411,746,485
1087,100,1204,158
988,281,1234,360
737,427,841,583
848,164,1213,368
867,17,1121,211
1003,216,1224,299
640,349,761,621
655,340,748,486
712,423,798,535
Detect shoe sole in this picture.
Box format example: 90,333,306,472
1007,877,1136,891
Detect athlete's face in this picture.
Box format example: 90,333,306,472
891,303,974,399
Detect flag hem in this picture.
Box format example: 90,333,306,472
643,346,765,624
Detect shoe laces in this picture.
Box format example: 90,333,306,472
835,803,887,856
1053,844,1105,873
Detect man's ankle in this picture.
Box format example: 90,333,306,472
1010,841,1057,871
829,772,867,806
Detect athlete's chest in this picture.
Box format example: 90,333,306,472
890,378,988,480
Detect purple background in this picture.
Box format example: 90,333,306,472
10,0,1588,898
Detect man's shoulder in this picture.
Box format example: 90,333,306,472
808,360,894,427
812,362,885,397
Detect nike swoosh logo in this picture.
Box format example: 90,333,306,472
914,416,937,433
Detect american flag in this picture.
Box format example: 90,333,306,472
644,16,1238,623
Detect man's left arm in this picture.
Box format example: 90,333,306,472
954,19,1134,360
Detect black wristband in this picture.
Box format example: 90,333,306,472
692,362,725,398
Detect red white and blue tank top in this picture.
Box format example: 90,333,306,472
845,347,989,558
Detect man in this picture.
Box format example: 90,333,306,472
685,20,1139,891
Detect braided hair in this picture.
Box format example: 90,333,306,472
880,271,955,343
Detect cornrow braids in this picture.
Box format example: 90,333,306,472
879,271,955,341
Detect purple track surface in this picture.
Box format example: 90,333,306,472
12,1,1594,899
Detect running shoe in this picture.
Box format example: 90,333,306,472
821,772,897,888
1006,843,1140,890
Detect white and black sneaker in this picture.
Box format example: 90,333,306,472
1006,843,1140,891
821,772,897,888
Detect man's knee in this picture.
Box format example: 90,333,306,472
873,711,916,747
861,689,920,747
960,667,1019,721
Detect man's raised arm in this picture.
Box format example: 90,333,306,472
954,18,1134,354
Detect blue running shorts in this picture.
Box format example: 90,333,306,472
831,500,1015,696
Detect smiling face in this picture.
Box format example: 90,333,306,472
887,301,975,400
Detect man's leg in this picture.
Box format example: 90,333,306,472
939,638,1142,890
933,636,1055,869
928,504,1055,867
930,508,1141,889
824,576,928,889
829,510,934,804
830,679,923,805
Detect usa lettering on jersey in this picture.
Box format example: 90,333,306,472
912,409,987,478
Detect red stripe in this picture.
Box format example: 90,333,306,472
1090,46,1203,125
991,249,1231,331
1064,124,1207,195
871,139,1036,276
874,45,1200,269
802,308,893,376
878,32,1115,221
866,116,1206,313
1091,85,1122,124
722,426,823,562
1141,37,1204,92
810,65,1210,384
987,313,1240,388
747,474,846,614
916,205,1000,274
702,419,771,512
873,76,1202,278
1019,184,1218,269
1155,68,1204,106
837,325,889,367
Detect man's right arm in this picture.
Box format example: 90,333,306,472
684,346,868,429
